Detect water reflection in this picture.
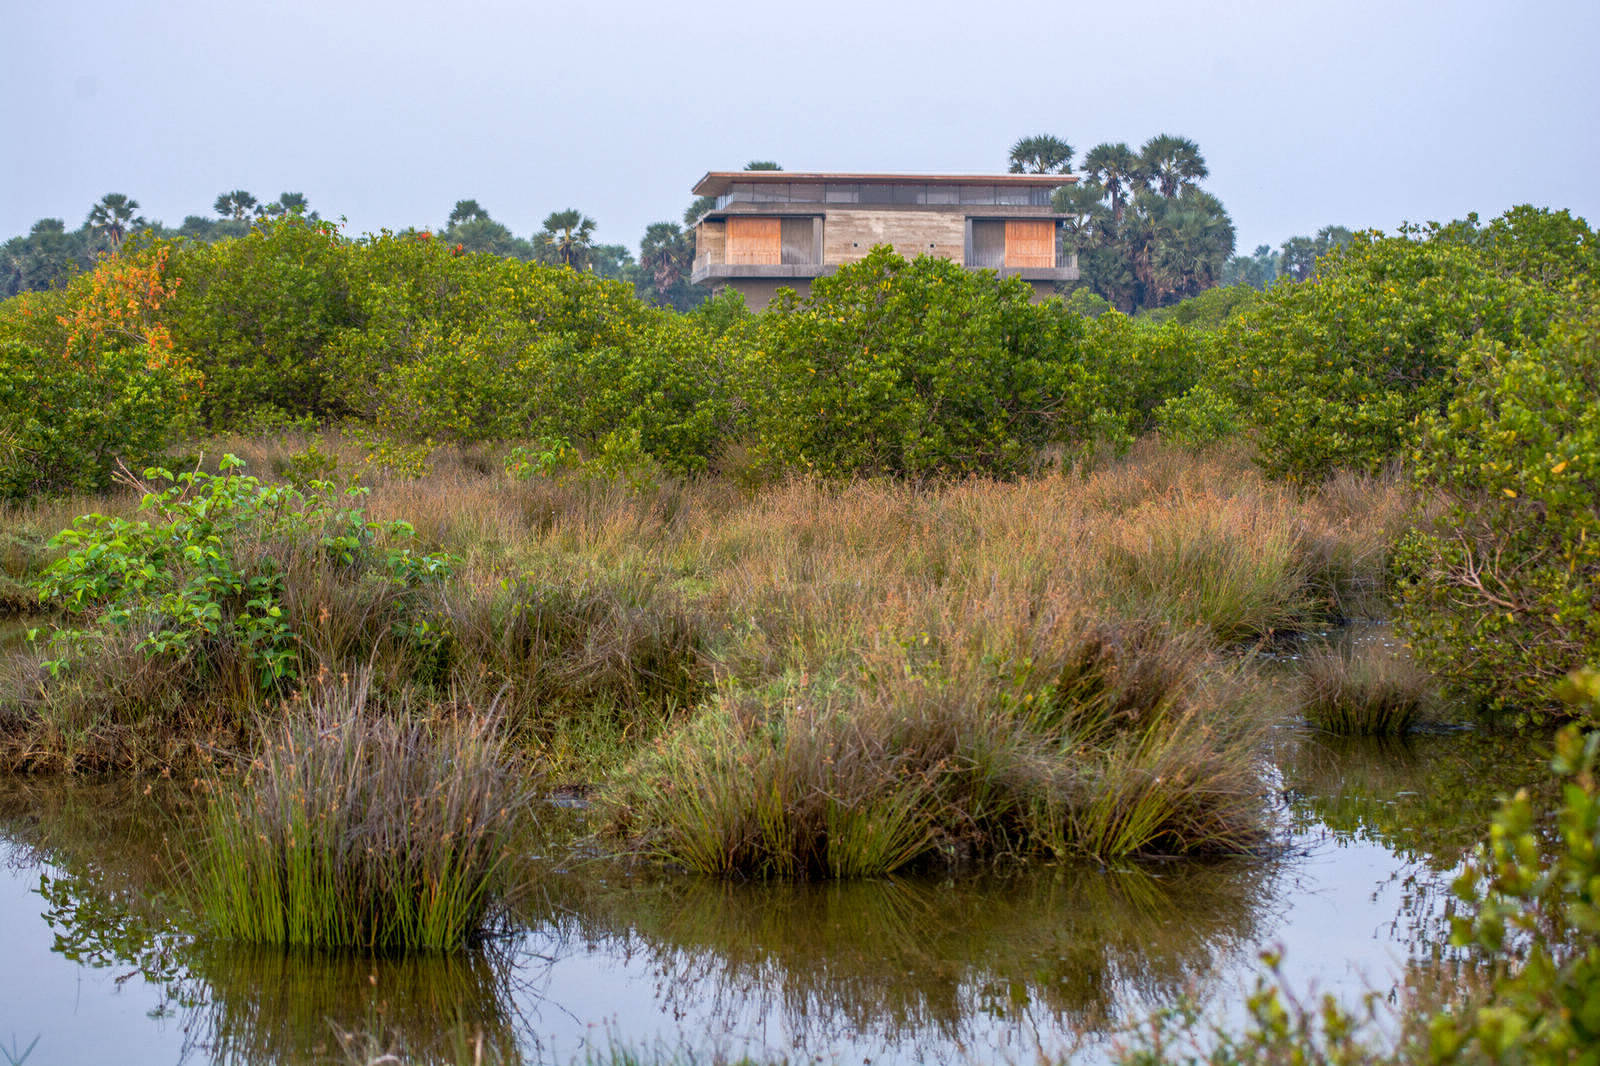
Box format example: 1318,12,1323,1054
0,727,1549,1066
540,859,1275,1054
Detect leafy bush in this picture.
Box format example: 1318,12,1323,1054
165,216,355,426
741,248,1144,479
1395,295,1600,721
35,456,450,692
1215,215,1568,481
741,249,1055,478
0,246,202,497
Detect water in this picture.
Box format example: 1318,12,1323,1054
0,730,1556,1065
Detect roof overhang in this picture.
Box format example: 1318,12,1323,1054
691,171,1078,196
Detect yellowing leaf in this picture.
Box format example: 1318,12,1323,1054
1503,488,1518,498
1551,460,1569,475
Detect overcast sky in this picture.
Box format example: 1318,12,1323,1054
4,0,1597,257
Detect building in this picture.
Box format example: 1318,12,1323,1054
689,171,1079,307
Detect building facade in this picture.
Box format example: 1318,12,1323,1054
689,171,1080,307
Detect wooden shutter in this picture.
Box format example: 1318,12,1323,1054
727,217,782,265
1003,220,1055,268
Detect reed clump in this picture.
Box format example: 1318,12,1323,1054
601,616,1270,877
188,672,529,951
1299,639,1435,736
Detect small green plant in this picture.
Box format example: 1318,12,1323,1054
275,442,340,488
35,455,450,691
503,436,576,481
188,673,528,951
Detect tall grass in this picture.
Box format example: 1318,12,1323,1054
602,616,1271,876
1299,638,1435,736
188,672,529,950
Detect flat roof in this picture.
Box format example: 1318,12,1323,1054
691,171,1077,196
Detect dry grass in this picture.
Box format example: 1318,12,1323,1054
4,435,1415,875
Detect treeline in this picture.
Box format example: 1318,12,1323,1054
1009,132,1236,313
0,189,705,310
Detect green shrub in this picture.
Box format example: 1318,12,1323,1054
0,246,202,497
1216,214,1568,481
34,456,450,693
742,248,1089,479
1395,295,1600,721
165,216,356,426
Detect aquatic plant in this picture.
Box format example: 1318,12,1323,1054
1298,639,1433,736
188,672,528,951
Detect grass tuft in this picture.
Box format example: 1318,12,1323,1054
1299,638,1434,736
188,671,529,951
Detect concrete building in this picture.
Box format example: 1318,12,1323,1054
689,171,1079,307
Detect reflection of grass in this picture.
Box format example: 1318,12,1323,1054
1279,730,1558,871
542,856,1276,1044
184,940,526,1066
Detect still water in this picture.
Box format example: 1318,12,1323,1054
0,730,1553,1065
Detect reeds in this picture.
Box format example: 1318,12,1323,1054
1299,638,1435,736
188,672,529,951
601,617,1271,876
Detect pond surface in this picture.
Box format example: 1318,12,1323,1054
0,729,1556,1066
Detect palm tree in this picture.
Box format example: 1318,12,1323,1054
447,199,490,227
535,209,597,269
257,193,304,219
1139,135,1208,198
639,221,693,298
1007,134,1074,174
214,190,258,221
86,193,141,251
1081,143,1141,222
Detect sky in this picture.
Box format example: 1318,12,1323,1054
4,0,1597,258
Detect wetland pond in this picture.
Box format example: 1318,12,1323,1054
0,729,1554,1066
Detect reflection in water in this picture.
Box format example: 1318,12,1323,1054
539,859,1275,1059
0,727,1549,1066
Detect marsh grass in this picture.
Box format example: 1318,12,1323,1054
188,672,529,951
1299,639,1435,736
4,436,1410,803
602,617,1272,876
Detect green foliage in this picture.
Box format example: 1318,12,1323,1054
742,249,1050,477
746,248,1112,478
1216,220,1566,481
1432,722,1600,1063
0,245,201,498
35,456,450,691
165,215,355,426
1136,283,1259,328
1395,296,1600,721
1155,383,1242,446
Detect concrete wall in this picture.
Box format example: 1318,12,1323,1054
693,219,725,269
822,210,966,265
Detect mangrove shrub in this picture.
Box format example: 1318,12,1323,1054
1396,295,1600,721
